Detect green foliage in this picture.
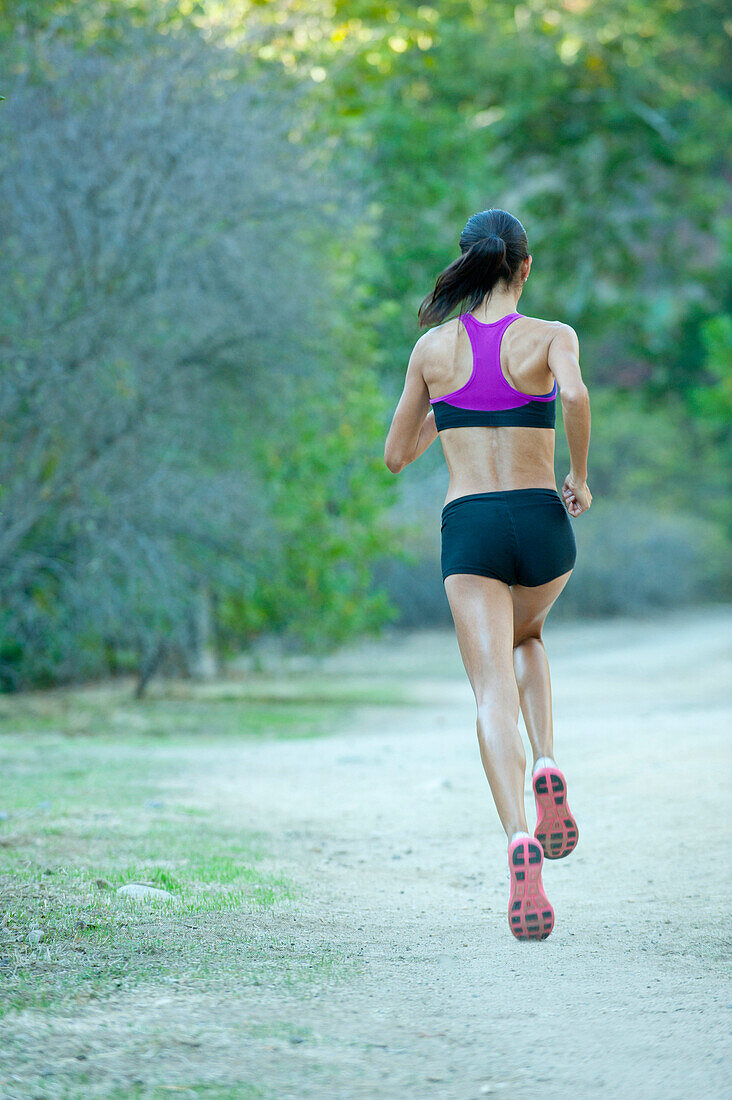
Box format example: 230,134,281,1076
223,363,406,652
555,387,719,512
0,0,195,47
233,0,732,587
566,502,730,616
0,11,405,687
1,0,729,683
687,313,732,424
236,0,729,382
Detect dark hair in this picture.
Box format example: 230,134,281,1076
418,208,530,328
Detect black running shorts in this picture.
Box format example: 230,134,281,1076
440,488,577,587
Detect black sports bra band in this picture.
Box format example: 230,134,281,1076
432,399,556,431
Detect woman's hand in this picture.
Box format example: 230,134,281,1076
562,473,592,517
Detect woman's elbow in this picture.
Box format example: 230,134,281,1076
384,449,406,474
560,383,589,406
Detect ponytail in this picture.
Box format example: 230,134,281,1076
417,209,529,329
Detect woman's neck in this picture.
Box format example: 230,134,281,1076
471,287,523,322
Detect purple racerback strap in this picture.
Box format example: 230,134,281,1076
429,312,557,411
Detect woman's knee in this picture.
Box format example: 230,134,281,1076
475,682,520,725
510,629,545,651
475,706,525,759
513,627,544,651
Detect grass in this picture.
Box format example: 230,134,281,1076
0,674,370,1024
90,1086,275,1099
0,770,300,1019
0,670,411,743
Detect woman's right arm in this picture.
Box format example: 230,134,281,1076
548,323,592,517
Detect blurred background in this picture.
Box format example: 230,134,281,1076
1,0,730,694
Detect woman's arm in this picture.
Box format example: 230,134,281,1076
384,335,437,473
411,408,439,463
547,323,592,517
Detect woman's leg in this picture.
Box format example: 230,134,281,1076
511,570,573,770
443,573,527,840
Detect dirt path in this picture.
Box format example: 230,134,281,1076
3,608,731,1098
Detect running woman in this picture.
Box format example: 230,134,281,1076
384,209,592,941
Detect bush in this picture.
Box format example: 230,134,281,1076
559,502,731,618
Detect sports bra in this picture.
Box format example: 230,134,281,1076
429,311,557,431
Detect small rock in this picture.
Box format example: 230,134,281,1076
422,777,452,792
116,883,174,900
28,928,45,945
0,811,10,820
37,801,51,810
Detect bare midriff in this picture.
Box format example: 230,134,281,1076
439,425,557,506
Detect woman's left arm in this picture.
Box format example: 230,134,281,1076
384,336,438,473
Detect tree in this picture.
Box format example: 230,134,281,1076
0,22,397,689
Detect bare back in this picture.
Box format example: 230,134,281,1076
421,314,562,503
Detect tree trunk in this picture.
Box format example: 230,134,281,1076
186,584,218,681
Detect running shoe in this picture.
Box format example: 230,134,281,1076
533,765,579,859
507,835,554,941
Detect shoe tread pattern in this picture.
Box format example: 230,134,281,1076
533,767,579,860
507,837,554,941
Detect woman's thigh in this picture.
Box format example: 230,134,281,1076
511,569,573,645
443,573,517,709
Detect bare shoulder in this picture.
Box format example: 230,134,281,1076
411,317,460,363
419,316,461,347
520,315,577,338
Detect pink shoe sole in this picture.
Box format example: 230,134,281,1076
533,766,579,859
507,836,554,941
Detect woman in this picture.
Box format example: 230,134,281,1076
384,209,592,941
